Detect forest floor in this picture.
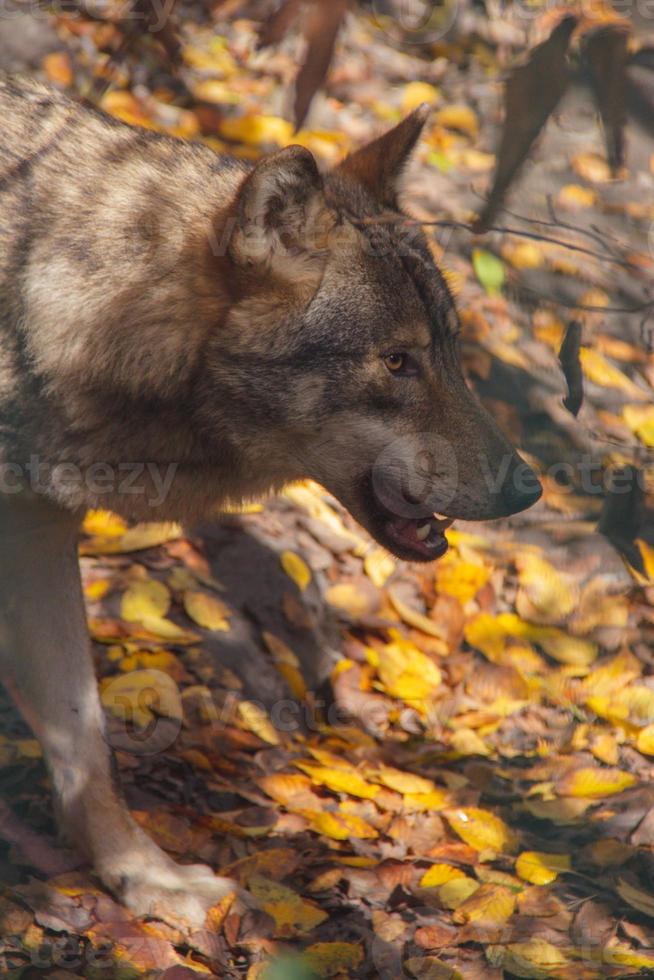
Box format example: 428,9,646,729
2,2,654,977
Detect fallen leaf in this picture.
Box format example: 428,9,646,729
515,851,571,885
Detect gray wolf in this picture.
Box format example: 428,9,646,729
0,74,541,924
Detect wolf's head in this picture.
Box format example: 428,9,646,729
207,107,541,561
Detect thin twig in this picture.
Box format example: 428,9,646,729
363,215,643,270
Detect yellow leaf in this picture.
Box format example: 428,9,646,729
402,81,440,112
83,509,127,538
260,773,315,806
515,553,578,625
449,728,491,757
275,661,308,700
247,876,327,937
404,790,452,811
557,183,597,209
280,551,312,592
501,242,543,270
297,763,380,800
515,851,571,886
121,579,170,622
238,701,280,745
590,730,619,766
388,590,448,642
80,522,182,554
221,114,294,147
100,669,182,726
374,767,436,796
377,635,442,704
435,104,478,136
84,579,111,602
503,938,568,978
603,946,654,970
184,43,237,75
43,51,73,87
465,613,597,667
419,864,466,888
445,807,518,857
183,590,230,631
557,766,636,798
452,883,516,928
623,404,654,446
438,877,480,909
325,582,371,617
637,724,654,756
364,549,396,587
303,942,364,977
579,348,648,400
302,809,378,840
571,151,612,183
436,556,491,604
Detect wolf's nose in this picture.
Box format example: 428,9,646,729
502,461,542,515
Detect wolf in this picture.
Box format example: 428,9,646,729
0,74,541,924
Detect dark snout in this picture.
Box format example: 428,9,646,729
494,456,542,517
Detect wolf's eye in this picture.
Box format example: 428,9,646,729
383,352,416,376
384,352,407,374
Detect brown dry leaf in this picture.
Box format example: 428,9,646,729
582,24,629,172
303,941,365,977
571,151,613,183
294,0,348,129
559,320,584,417
476,15,577,230
616,877,654,918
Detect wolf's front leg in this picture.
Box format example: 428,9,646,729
0,494,234,925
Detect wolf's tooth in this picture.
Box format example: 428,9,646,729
416,522,431,541
433,513,448,521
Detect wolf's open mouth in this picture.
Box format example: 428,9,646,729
360,474,454,562
382,512,453,560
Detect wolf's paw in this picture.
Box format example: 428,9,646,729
118,858,237,926
96,837,237,927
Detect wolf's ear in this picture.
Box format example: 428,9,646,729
229,144,328,270
335,105,431,208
